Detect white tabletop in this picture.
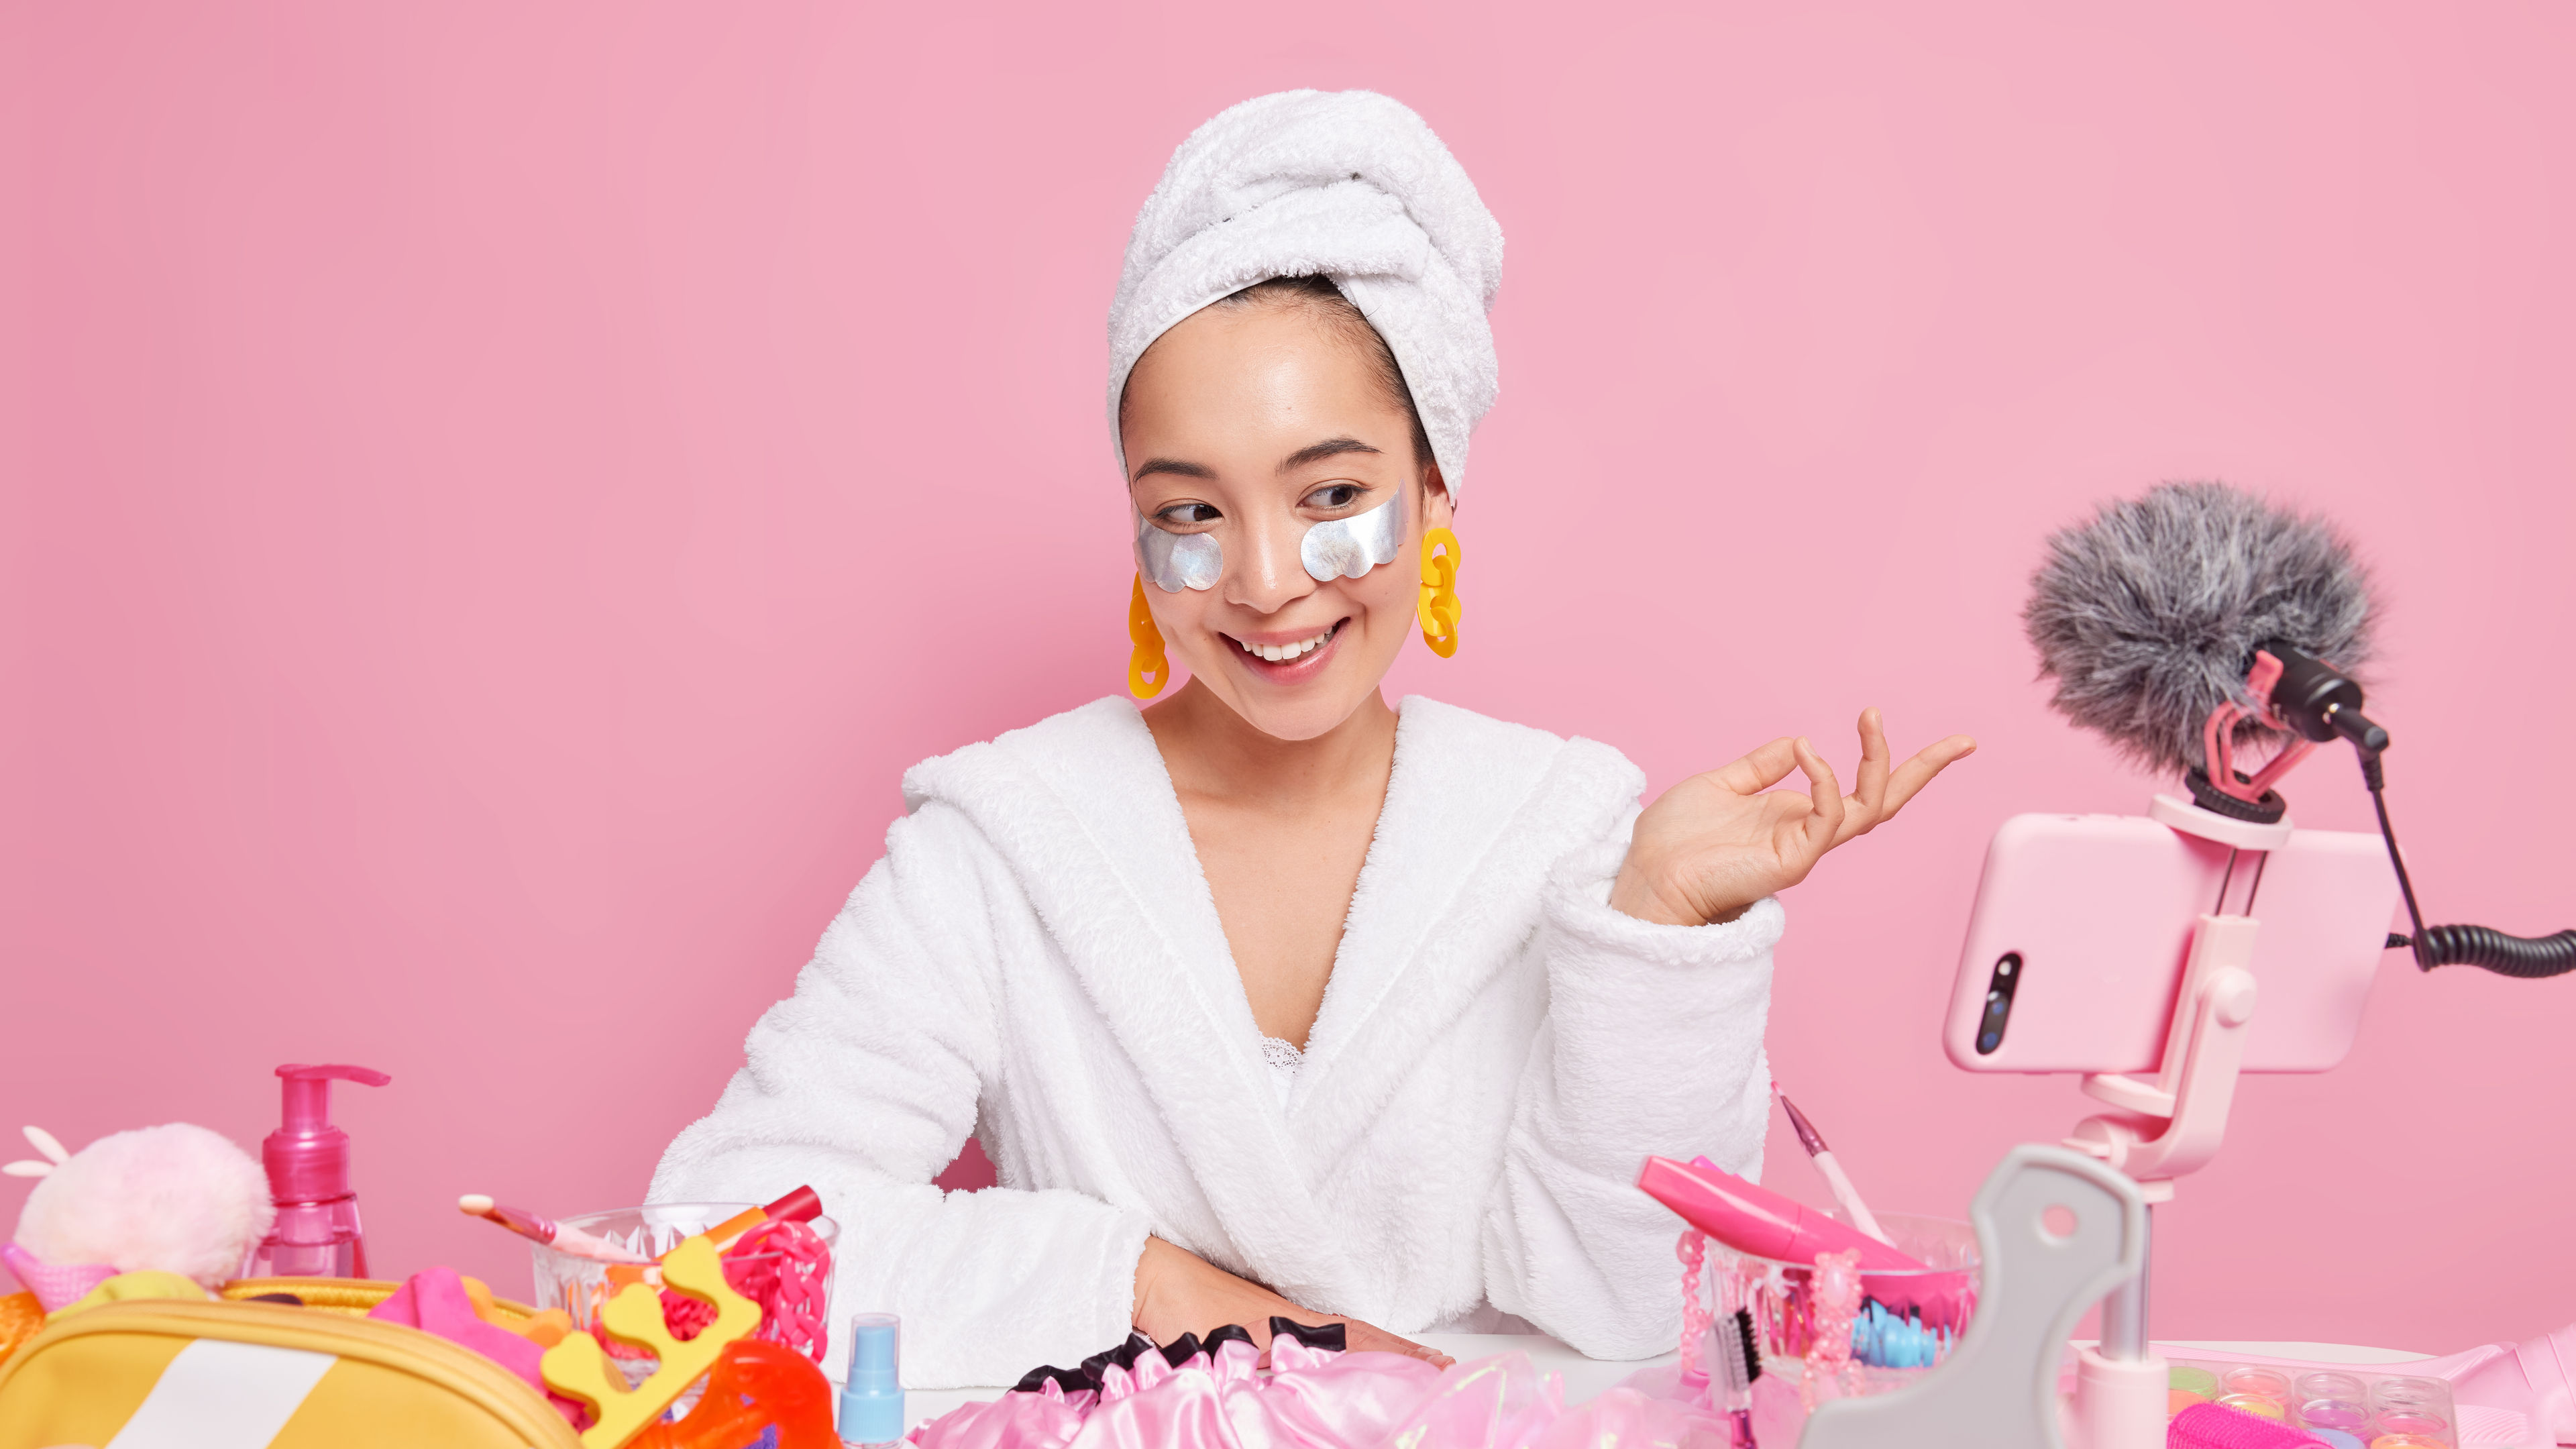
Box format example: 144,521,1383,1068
898,1334,2430,1430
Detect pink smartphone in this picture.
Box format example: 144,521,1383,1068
1943,812,2402,1075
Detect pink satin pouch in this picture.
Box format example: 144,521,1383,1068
916,1320,2576,1449
909,1327,1737,1449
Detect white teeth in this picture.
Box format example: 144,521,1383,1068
1236,624,1336,663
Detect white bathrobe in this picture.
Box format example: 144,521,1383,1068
651,696,1778,1388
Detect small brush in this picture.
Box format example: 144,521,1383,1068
458,1193,652,1265
1776,1091,1892,1246
1711,1306,1761,1448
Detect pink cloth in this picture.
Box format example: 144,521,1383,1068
2439,1323,2576,1447
367,1267,583,1425
910,1336,1733,1449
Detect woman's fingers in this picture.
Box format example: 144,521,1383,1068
1876,733,1979,818
1625,720,1978,926
1841,706,1894,841
1707,737,1803,798
1337,1318,1455,1367
1790,736,1845,862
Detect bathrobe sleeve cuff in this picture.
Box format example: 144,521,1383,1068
1534,840,1777,1132
1542,840,1785,969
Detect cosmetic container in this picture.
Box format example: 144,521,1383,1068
839,1313,904,1448
2220,1366,2294,1405
241,1063,390,1279
2297,1373,2369,1403
2369,1377,2448,1412
2166,1359,2457,1449
2170,1366,2222,1397
2298,1397,2372,1433
2216,1393,2288,1420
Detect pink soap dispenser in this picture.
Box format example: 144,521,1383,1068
244,1063,391,1279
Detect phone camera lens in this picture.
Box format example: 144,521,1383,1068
1974,951,2022,1055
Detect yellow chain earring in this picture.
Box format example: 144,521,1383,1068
1417,527,1462,657
1128,573,1172,698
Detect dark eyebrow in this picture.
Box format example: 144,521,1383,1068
1279,437,1382,472
1131,457,1218,482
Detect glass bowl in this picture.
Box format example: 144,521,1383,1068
526,1201,839,1372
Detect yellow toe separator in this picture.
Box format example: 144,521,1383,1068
541,1236,761,1448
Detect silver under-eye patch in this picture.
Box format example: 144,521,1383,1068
1299,493,1405,581
1136,513,1223,592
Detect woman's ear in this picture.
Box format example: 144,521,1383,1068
1421,464,1454,531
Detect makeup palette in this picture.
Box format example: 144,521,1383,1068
2165,1358,2458,1449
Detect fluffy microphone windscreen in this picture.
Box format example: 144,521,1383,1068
2024,482,2375,777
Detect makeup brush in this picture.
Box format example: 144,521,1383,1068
457,1193,653,1265
1775,1091,1892,1246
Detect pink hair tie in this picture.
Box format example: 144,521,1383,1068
1675,1230,1711,1386
723,1218,832,1362
587,1220,835,1361
658,1289,718,1340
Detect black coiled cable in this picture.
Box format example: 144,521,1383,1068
2404,924,2576,977
2363,750,2576,978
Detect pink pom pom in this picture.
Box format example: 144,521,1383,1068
11,1124,272,1292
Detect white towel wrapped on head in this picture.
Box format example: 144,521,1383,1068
1108,89,1504,497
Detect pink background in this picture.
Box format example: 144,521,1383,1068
6,3,2572,1355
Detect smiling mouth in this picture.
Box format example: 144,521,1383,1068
1228,621,1343,663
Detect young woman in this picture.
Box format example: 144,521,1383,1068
651,90,1972,1389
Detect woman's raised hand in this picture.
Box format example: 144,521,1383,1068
1609,708,1976,928
1132,1236,1454,1368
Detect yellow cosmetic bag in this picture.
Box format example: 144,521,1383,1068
0,1281,580,1449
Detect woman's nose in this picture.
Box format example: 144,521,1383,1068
1226,515,1315,614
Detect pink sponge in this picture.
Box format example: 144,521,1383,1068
2170,1402,2330,1449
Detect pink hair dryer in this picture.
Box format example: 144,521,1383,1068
1638,1155,1927,1275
